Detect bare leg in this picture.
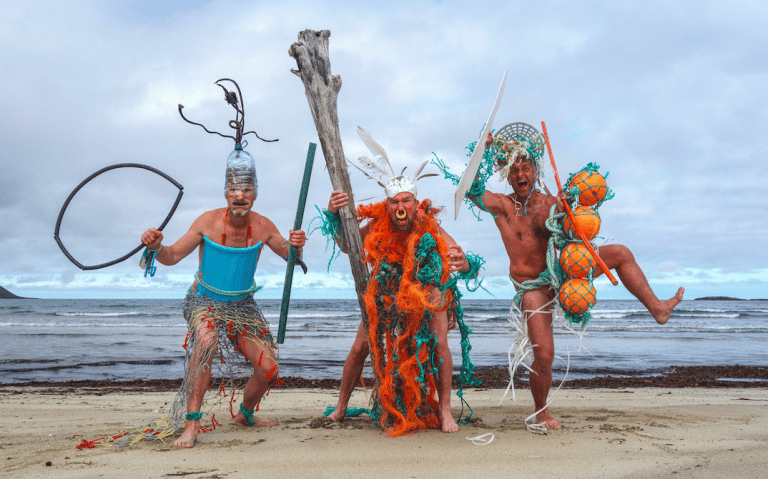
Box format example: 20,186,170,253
431,310,458,433
329,321,369,422
174,323,217,448
522,287,561,429
596,245,684,324
233,332,278,427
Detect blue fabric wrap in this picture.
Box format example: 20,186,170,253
197,236,263,302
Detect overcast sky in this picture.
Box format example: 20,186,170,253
1,0,766,300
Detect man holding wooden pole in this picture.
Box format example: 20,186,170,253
320,126,479,434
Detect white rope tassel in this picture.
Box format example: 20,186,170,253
466,433,495,446
499,299,593,433
524,348,569,433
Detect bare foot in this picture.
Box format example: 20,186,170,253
328,406,347,422
173,420,199,448
440,407,459,433
652,287,685,325
536,409,561,429
235,411,278,427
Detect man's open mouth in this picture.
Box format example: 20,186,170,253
517,180,529,189
233,202,247,206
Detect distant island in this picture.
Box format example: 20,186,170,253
0,285,26,299
694,296,743,301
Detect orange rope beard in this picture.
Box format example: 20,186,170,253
357,200,456,436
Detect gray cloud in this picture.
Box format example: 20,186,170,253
2,1,766,299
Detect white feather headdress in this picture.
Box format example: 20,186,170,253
348,126,437,199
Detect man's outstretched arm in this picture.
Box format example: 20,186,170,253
140,215,208,266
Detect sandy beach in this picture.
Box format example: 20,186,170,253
1,381,766,479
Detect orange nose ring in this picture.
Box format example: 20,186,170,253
396,210,406,220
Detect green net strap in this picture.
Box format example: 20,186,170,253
193,272,262,297
453,251,487,293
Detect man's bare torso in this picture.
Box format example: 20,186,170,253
195,208,276,262
490,191,556,283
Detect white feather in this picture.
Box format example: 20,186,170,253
356,155,389,177
416,173,439,181
412,160,429,180
347,158,386,187
357,126,394,176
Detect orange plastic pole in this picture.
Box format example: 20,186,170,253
541,121,619,286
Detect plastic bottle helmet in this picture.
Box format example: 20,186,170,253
225,146,258,197
178,78,277,197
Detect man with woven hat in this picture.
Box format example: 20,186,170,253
452,122,685,429
141,146,306,447
321,127,482,435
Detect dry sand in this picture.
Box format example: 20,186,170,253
1,386,766,479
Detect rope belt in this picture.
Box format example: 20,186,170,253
194,271,262,297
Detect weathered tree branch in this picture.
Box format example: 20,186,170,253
289,29,370,324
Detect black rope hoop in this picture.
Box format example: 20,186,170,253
54,163,184,271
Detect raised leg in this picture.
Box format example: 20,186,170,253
328,321,369,422
522,286,561,429
596,244,684,324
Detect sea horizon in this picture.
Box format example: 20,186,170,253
2,297,767,385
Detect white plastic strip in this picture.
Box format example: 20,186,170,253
466,433,495,446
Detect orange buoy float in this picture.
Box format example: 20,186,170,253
563,205,600,240
558,278,596,315
560,242,596,278
569,169,608,206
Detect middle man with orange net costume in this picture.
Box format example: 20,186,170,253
319,127,483,435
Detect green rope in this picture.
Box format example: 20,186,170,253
193,272,262,297
239,403,255,425
544,204,594,326
322,406,370,417
184,412,204,421
309,206,344,270
544,205,569,293
510,269,556,311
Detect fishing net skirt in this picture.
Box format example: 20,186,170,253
163,292,278,433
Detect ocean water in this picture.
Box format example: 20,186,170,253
1,298,766,384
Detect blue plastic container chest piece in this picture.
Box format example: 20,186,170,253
197,236,262,302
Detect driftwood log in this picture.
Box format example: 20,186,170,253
289,29,370,323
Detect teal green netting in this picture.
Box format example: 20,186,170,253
420,234,483,422
309,207,344,270
431,145,498,220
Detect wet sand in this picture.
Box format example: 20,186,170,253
1,368,766,478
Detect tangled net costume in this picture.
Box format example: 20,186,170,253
77,239,279,449
325,200,481,436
